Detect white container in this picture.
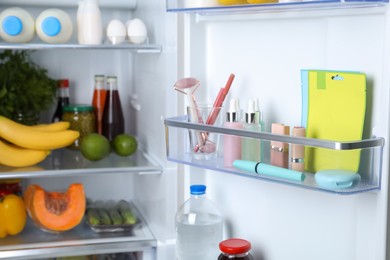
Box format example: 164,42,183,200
175,184,223,260
35,9,73,44
77,0,103,45
0,7,35,43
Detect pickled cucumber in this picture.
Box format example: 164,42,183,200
98,208,111,225
86,208,100,225
108,208,123,225
118,200,137,225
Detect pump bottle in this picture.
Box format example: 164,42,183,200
242,99,262,162
224,98,243,167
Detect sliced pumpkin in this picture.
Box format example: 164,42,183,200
24,183,86,232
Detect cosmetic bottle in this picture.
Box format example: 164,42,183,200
224,98,243,167
242,99,261,162
270,123,290,168
291,126,306,172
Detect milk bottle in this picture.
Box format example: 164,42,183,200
0,7,35,43
35,9,73,44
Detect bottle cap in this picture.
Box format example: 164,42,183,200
226,98,239,122
95,75,105,81
190,184,206,195
63,104,94,112
219,238,251,254
3,16,22,36
245,99,256,124
107,76,117,83
57,79,69,88
42,17,61,36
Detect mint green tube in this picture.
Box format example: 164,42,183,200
233,160,305,182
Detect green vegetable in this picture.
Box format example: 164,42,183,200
118,200,137,225
0,50,56,125
97,209,111,225
86,208,100,225
108,208,123,225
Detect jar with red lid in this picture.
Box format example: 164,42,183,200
218,238,254,259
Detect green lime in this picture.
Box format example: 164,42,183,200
113,134,138,156
80,133,110,161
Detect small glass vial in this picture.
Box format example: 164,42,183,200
62,104,96,149
218,238,254,260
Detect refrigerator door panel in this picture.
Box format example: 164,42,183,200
178,7,390,260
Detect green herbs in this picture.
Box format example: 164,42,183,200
0,50,56,125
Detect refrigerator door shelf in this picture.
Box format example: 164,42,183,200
0,148,162,179
164,115,384,195
166,0,388,14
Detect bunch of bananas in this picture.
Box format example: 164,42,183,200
0,116,79,167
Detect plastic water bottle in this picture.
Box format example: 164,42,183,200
35,9,73,44
0,7,35,43
175,184,223,260
77,0,103,44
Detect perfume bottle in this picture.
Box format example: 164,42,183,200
242,99,262,162
223,98,243,167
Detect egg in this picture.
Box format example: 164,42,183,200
106,19,126,45
127,18,147,44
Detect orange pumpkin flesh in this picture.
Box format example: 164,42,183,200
24,183,85,232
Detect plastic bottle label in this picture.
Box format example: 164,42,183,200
3,16,22,36
42,17,61,36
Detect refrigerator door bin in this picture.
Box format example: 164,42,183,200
164,115,384,195
166,0,388,14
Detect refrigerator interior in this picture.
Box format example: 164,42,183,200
171,4,390,260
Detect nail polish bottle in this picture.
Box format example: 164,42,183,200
224,98,243,167
242,99,262,162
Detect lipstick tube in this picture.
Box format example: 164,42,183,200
270,123,290,168
291,126,306,172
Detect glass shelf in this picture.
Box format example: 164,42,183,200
164,115,385,195
166,0,388,14
0,204,156,259
0,42,162,53
0,149,162,179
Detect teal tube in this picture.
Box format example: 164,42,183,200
233,160,305,182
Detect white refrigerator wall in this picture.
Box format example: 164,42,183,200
179,7,390,260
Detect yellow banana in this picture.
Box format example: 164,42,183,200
0,116,79,150
0,139,49,167
32,121,70,132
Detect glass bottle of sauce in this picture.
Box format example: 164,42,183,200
92,75,106,134
218,238,254,260
102,76,124,141
52,79,70,122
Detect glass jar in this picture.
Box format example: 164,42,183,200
218,238,254,260
62,104,96,149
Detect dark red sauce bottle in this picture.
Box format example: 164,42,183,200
102,76,124,141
